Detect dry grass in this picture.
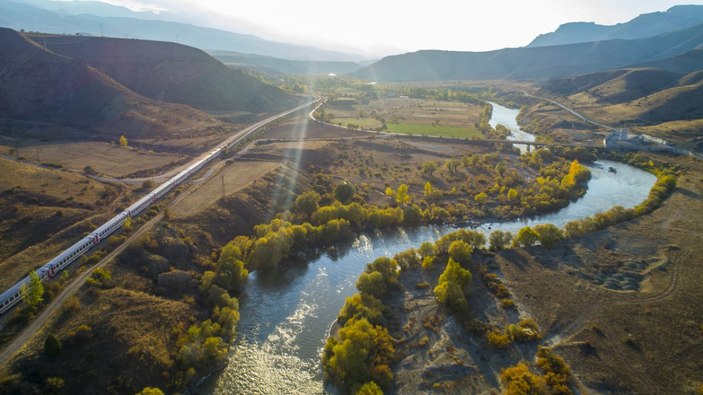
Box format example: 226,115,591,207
14,141,188,178
171,160,280,217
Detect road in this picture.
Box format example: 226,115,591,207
521,90,617,131
0,98,318,367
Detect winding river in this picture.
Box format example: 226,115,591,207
205,103,656,394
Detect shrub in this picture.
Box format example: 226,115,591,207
355,381,383,395
44,333,62,358
499,362,548,395
136,388,165,395
487,330,511,348
334,182,356,204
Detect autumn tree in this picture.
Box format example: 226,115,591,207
533,223,564,248
119,135,128,147
421,161,437,178
513,226,540,248
355,381,383,395
489,230,513,251
292,191,320,219
395,184,410,205
433,258,472,311
448,240,472,264
423,181,433,197
22,270,44,308
499,362,549,395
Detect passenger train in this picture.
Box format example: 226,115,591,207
0,144,227,315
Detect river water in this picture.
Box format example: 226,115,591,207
207,102,656,394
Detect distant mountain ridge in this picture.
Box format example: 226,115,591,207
0,0,363,61
528,5,703,47
352,23,703,82
209,50,363,76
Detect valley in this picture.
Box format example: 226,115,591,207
0,2,701,395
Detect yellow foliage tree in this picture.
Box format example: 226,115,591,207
119,135,128,147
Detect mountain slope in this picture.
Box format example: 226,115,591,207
209,50,362,76
32,34,296,113
352,24,703,82
528,5,703,47
0,28,217,138
0,0,360,61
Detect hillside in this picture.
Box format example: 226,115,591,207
637,48,703,74
352,24,703,82
0,28,217,139
31,34,297,113
0,0,361,61
528,5,703,47
209,50,362,76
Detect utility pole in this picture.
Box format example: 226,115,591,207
100,23,103,37
221,175,225,198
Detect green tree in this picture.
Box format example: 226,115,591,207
395,184,410,205
433,258,472,311
418,241,436,258
448,240,472,264
513,226,540,248
334,182,356,204
44,333,62,358
119,135,128,147
421,161,437,178
292,191,320,219
22,270,44,308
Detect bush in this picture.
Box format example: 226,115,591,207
355,381,383,395
533,224,564,248
44,333,62,358
334,182,356,204
499,363,548,395
136,388,165,395
536,347,571,394
487,330,511,348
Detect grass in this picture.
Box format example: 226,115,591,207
330,117,384,130
386,123,484,139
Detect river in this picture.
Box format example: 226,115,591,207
206,102,656,394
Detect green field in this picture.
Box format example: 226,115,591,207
386,123,484,139
330,117,384,130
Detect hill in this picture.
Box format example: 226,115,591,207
0,28,217,139
31,34,296,113
637,48,703,74
209,50,362,76
352,24,703,82
528,5,703,47
0,0,361,61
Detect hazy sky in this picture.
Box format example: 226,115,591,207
106,0,703,56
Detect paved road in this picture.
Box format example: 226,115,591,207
0,99,318,367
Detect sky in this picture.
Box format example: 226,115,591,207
102,0,703,56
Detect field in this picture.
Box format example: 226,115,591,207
0,157,121,290
322,97,485,137
386,122,484,138
171,160,280,218
7,140,190,178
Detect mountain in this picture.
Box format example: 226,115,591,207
637,48,703,74
209,50,363,76
528,5,703,48
0,0,362,61
352,24,703,82
31,34,296,113
0,28,218,138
